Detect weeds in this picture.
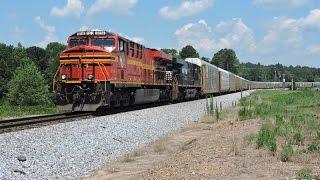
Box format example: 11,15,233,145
133,149,144,157
256,123,277,153
205,96,221,121
307,140,320,153
280,142,294,162
153,141,166,153
238,97,254,121
293,130,304,145
180,139,197,151
295,168,313,180
238,105,253,121
244,133,256,145
122,154,134,163
241,89,320,161
230,137,239,156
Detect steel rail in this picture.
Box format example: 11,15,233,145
0,112,92,130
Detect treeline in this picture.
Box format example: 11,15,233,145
239,63,320,82
0,42,66,106
162,46,320,82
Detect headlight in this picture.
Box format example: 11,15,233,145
61,75,67,80
88,74,94,80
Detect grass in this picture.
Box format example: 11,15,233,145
180,139,197,151
0,99,60,120
295,168,313,180
280,142,294,162
205,96,221,121
153,141,166,153
256,122,277,154
239,89,320,161
244,133,256,145
122,154,135,163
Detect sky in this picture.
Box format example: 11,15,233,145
0,0,319,67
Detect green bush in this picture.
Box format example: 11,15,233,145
7,59,51,106
280,142,294,162
256,123,277,153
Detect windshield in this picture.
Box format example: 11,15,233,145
69,39,88,48
92,38,115,47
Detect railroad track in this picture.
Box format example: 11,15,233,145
0,112,92,134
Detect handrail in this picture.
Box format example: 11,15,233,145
53,64,62,92
98,63,108,91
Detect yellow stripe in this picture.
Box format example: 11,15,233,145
110,81,170,86
61,80,170,86
59,58,154,70
127,59,155,70
60,60,115,64
61,80,81,83
60,55,115,58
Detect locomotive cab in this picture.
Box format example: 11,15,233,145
53,31,120,111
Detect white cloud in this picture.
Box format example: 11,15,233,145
301,9,320,31
307,45,320,54
129,37,144,44
51,0,84,18
172,8,320,66
175,19,255,54
174,9,320,65
159,0,214,20
257,17,303,54
258,9,320,54
253,0,308,8
87,0,138,16
119,33,144,44
34,16,58,47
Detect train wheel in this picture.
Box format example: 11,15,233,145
121,92,130,107
195,90,201,99
112,92,121,107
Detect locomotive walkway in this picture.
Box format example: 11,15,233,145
0,91,253,179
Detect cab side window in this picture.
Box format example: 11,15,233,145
119,40,125,52
126,42,129,55
130,42,134,57
136,44,139,58
140,45,143,59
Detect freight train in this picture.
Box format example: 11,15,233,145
52,30,318,112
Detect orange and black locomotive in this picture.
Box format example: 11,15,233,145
53,31,201,111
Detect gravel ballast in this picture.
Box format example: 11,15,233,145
0,91,253,179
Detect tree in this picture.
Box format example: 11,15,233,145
201,57,210,62
7,59,50,106
179,45,199,59
13,42,27,61
0,43,15,98
161,48,179,59
45,42,66,86
211,49,240,74
26,46,49,74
